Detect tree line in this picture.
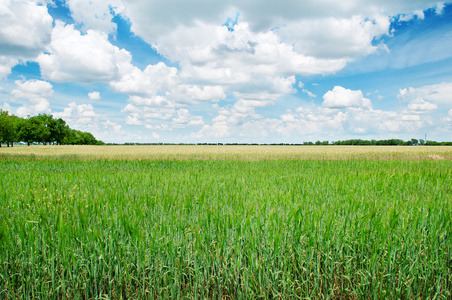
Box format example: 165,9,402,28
111,139,452,146
0,110,104,147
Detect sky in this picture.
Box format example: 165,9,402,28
1,0,452,143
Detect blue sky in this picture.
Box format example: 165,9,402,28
1,0,451,143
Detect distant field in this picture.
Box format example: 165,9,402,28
1,144,452,160
1,146,451,299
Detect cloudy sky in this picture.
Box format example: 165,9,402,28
1,0,452,143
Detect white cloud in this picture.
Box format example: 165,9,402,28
322,86,372,109
88,91,101,100
53,102,99,126
12,79,53,117
302,89,317,98
103,120,123,134
156,22,347,80
406,98,438,113
123,0,441,42
111,62,178,97
0,0,53,58
398,82,452,105
435,2,446,14
16,100,51,117
122,95,176,127
1,102,12,112
0,56,18,79
37,21,128,83
278,107,347,138
65,0,124,33
153,21,344,106
0,0,53,76
172,108,204,128
444,109,452,122
276,15,390,59
193,99,276,139
11,79,53,99
277,102,433,138
117,0,444,108
169,85,226,104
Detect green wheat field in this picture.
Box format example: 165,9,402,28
1,146,451,299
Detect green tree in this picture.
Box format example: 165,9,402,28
0,110,9,147
52,118,69,145
0,110,21,147
19,116,50,146
33,114,53,145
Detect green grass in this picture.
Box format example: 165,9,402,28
1,158,451,299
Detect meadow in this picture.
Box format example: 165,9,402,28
0,146,451,299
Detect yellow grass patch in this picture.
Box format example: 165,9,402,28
1,145,452,160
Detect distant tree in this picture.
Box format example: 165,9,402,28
18,116,49,146
411,138,419,146
0,110,10,147
18,118,36,146
0,110,21,147
52,118,69,145
30,115,51,144
1,111,103,146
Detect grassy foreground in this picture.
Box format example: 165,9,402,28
0,146,451,299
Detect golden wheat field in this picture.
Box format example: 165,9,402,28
1,144,451,160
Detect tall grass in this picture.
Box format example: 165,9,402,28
1,158,451,298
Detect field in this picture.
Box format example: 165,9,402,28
1,146,451,299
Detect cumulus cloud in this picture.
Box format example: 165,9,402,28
322,86,372,109
0,0,52,76
117,0,445,110
444,109,452,122
277,102,433,138
0,56,18,79
405,98,438,113
156,22,347,80
193,99,276,139
111,62,178,97
0,0,52,58
12,79,53,117
169,85,226,104
65,0,124,34
88,91,101,100
53,102,99,126
398,82,452,105
37,21,129,82
11,79,53,99
123,0,441,42
172,108,204,128
153,21,343,107
103,120,123,134
1,102,12,114
278,107,346,138
276,15,390,59
122,95,176,128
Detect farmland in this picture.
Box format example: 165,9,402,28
1,146,451,299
